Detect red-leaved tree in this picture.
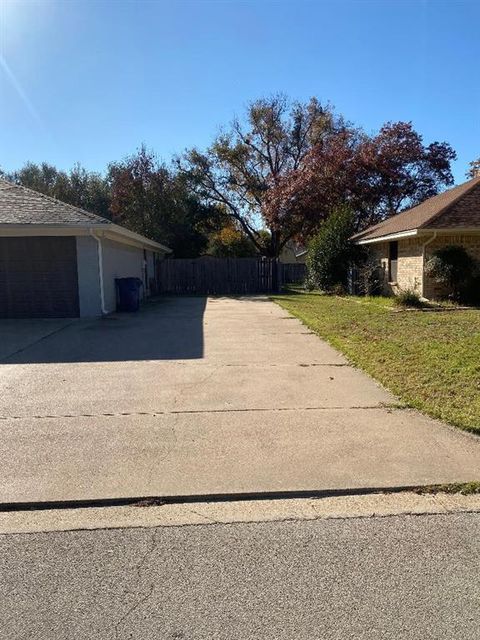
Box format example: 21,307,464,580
263,122,456,239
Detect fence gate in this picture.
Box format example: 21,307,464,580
156,257,281,295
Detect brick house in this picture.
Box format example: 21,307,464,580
351,175,480,299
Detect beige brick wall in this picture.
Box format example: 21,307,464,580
396,238,424,293
423,234,480,299
369,234,480,300
370,239,423,295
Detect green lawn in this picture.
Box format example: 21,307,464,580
272,291,480,435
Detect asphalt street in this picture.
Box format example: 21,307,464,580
1,510,479,640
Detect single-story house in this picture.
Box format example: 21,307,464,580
0,178,171,318
351,175,480,299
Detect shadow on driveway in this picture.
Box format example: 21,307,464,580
0,297,207,364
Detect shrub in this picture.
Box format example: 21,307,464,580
307,206,357,292
425,245,477,301
354,250,383,296
394,288,424,308
304,276,315,291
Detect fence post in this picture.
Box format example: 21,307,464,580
276,260,283,292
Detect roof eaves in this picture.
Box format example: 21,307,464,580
350,217,392,241
355,229,419,245
0,221,110,228
107,223,172,253
351,176,480,243
0,179,171,251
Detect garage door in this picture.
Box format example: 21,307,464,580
0,237,80,318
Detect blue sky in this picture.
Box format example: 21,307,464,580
1,0,478,182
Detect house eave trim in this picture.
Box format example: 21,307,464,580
107,224,171,253
355,230,419,245
0,223,171,253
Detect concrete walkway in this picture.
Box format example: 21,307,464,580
0,296,479,504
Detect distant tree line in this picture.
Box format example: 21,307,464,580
3,94,474,258
2,152,232,258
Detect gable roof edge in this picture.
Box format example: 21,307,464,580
418,178,480,230
351,176,480,243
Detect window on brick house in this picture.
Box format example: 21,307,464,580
388,241,398,282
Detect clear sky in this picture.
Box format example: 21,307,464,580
1,0,478,182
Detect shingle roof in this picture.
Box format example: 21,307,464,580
0,178,111,226
352,176,480,242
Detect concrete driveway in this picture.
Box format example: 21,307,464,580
0,296,479,505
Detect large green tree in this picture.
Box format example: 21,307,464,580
108,146,223,257
181,95,345,257
9,162,111,219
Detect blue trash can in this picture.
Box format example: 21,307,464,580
115,277,143,312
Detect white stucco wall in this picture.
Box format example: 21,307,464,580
76,236,102,317
76,235,163,316
101,238,146,313
145,249,156,294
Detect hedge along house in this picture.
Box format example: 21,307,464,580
0,178,171,318
351,175,480,299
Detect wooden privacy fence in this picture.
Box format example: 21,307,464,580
281,263,307,284
157,257,282,295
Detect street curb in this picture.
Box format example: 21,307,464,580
0,482,478,513
1,491,480,536
0,485,442,513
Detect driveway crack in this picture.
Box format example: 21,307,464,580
0,404,400,421
113,527,158,639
